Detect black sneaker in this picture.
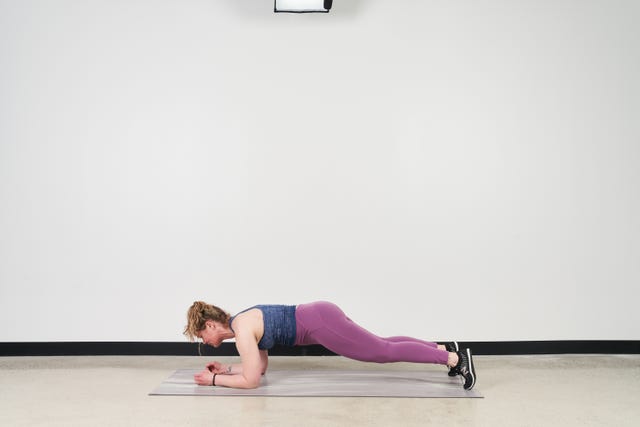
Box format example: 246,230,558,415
446,342,460,377
455,348,476,390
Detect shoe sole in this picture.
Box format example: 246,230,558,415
463,348,476,390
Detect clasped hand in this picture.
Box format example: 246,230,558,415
206,361,229,374
193,361,228,386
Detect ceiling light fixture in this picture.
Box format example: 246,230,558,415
274,0,333,13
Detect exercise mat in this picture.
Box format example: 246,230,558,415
149,369,483,398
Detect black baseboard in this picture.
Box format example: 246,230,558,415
1,341,638,357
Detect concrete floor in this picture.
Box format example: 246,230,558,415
1,355,638,426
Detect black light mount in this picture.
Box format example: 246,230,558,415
274,0,333,13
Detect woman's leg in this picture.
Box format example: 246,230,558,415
385,336,438,347
385,337,448,352
298,301,449,365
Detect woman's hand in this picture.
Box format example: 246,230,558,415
206,361,229,374
194,369,215,386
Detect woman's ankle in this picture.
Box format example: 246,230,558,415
447,352,459,368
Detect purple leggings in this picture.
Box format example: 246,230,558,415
294,301,449,365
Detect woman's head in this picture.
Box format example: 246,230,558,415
183,301,230,342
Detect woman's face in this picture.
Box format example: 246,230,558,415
197,320,223,347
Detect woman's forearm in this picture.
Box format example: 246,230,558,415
225,363,244,375
226,362,267,376
215,372,261,389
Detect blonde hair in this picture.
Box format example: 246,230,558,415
183,301,231,342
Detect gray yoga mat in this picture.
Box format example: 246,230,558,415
149,369,483,398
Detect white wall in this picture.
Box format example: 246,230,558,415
1,0,638,343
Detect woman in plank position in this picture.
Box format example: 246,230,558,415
184,301,476,390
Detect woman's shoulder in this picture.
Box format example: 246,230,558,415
231,307,263,328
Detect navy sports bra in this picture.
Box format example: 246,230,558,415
229,305,297,350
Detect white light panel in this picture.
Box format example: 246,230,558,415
275,0,332,13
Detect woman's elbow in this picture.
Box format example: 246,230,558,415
243,376,261,389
